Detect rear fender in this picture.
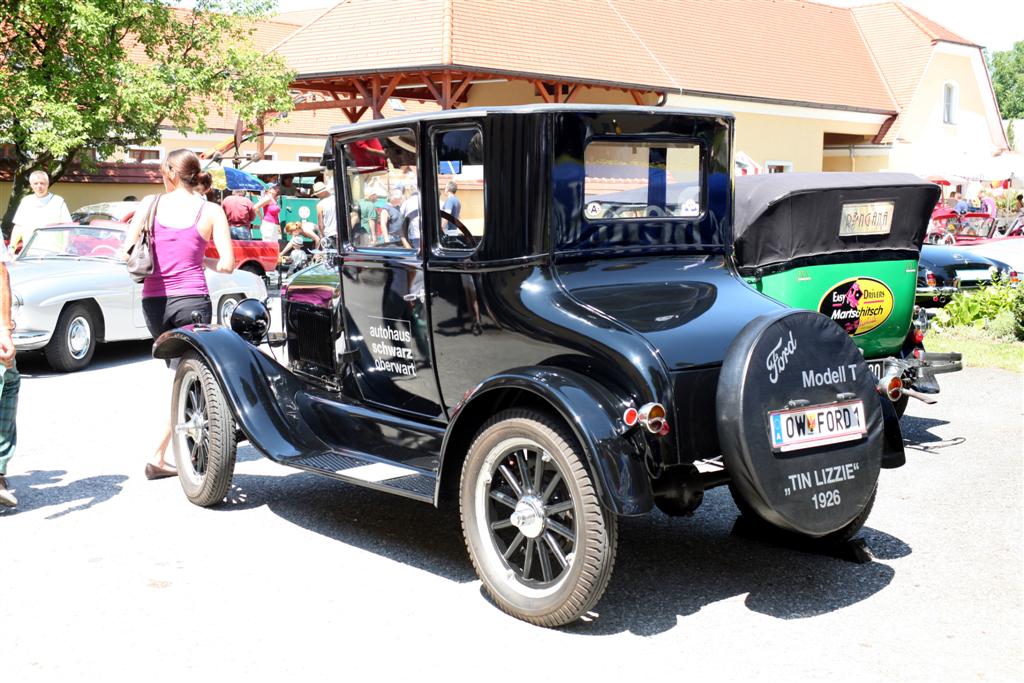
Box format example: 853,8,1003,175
153,325,324,458
440,367,654,516
878,394,906,469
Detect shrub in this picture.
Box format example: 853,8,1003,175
937,275,1024,341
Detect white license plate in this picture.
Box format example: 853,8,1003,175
955,269,990,282
769,400,867,452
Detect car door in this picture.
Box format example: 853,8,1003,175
336,129,445,421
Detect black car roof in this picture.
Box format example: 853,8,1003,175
326,104,733,137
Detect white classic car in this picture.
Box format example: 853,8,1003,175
10,224,267,371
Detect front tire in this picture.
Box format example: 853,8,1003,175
44,303,96,372
459,409,617,627
171,352,237,506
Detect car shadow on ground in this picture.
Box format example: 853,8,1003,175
899,414,967,453
205,468,910,635
15,339,154,378
0,469,127,519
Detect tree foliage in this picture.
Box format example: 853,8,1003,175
0,0,295,232
990,41,1024,120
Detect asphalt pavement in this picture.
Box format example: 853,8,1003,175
2,337,1021,682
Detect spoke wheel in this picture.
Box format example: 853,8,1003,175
460,409,617,627
171,352,236,506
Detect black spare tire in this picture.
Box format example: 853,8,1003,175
717,309,883,538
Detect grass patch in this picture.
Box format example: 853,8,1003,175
927,326,1024,373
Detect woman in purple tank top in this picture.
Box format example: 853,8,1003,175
122,149,234,480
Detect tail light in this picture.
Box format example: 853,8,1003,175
1010,270,1019,285
926,271,936,287
626,402,670,436
885,376,903,401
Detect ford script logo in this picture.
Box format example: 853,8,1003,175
766,330,798,384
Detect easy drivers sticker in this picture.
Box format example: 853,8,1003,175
818,277,894,336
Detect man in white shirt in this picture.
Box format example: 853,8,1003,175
10,170,72,252
313,182,337,245
0,236,20,507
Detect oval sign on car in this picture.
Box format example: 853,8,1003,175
817,277,894,337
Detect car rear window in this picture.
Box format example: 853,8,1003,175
583,140,702,221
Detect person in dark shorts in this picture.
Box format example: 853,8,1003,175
122,149,234,481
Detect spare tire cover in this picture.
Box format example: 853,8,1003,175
717,309,882,537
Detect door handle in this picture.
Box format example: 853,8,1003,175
403,291,425,303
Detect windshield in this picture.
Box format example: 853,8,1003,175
19,226,125,260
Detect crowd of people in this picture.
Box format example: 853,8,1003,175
944,188,1021,217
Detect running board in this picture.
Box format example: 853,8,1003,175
283,451,436,503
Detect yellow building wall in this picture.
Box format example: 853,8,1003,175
668,94,883,172
822,154,889,173
0,182,158,217
157,132,327,163
888,50,1002,175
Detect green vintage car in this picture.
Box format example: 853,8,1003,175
733,172,961,416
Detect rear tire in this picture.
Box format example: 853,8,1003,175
729,483,877,544
44,303,97,372
459,409,617,627
171,352,236,506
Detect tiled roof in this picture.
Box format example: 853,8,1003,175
894,5,977,47
851,2,983,143
607,0,896,111
272,0,898,112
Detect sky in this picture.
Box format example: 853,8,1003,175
264,0,1023,53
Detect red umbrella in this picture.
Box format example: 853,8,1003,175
926,175,952,186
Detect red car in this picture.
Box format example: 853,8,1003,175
926,209,999,245
204,238,279,281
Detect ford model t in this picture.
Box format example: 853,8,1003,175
155,105,906,627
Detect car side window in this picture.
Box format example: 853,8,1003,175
340,131,419,251
434,127,484,251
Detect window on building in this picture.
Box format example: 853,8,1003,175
340,131,418,251
434,127,484,251
297,154,321,163
943,82,959,124
766,161,793,174
127,147,161,163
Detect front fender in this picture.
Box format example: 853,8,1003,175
153,325,325,458
442,367,654,516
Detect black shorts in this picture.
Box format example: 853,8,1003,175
142,295,212,339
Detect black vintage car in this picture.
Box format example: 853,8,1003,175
917,244,1016,306
154,105,905,627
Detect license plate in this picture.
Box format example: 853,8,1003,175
769,400,867,452
866,360,885,380
955,269,990,282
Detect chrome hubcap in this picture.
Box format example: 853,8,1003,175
68,316,91,359
510,495,547,539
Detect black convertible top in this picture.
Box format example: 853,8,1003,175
733,172,940,276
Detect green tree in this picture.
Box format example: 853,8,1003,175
0,0,295,234
991,41,1024,119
